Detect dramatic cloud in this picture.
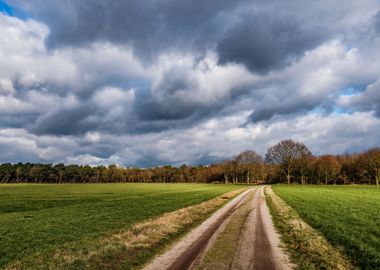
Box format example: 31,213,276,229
9,0,244,56
0,0,380,166
339,80,380,116
217,13,327,73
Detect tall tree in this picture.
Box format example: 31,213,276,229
265,139,312,184
235,150,263,184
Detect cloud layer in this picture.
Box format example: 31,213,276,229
1,0,380,166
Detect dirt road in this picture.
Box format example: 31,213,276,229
143,186,292,270
250,187,292,270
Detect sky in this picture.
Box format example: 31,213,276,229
0,0,380,167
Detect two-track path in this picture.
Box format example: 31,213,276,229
144,186,293,270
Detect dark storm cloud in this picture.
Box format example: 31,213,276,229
75,141,119,159
131,84,255,134
10,0,329,73
30,105,96,136
217,14,328,73
11,0,244,57
247,94,322,123
0,115,37,129
29,101,134,136
27,88,218,137
134,74,199,122
135,97,198,122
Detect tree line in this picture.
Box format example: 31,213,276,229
0,139,379,185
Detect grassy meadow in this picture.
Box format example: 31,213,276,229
272,185,380,269
0,183,246,269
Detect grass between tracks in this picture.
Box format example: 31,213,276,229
197,189,255,270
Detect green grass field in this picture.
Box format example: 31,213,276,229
272,185,380,269
0,183,245,269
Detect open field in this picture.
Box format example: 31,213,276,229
0,183,246,269
272,185,380,269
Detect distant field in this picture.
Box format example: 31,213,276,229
0,183,245,269
272,185,380,269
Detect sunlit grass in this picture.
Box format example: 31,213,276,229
0,183,246,268
272,185,380,269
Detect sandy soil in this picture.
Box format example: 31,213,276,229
249,187,293,270
143,188,252,270
143,186,293,270
229,187,258,269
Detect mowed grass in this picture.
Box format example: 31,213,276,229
0,183,245,268
272,185,380,269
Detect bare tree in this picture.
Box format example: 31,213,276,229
235,150,262,164
265,139,311,184
235,150,263,184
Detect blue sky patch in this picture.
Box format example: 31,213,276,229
0,1,28,19
0,1,13,15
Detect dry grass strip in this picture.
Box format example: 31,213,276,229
6,188,246,270
265,187,355,270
